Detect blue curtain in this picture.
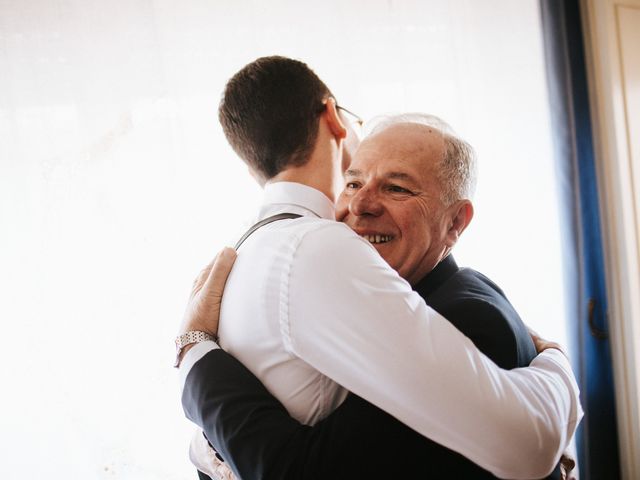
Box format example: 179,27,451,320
540,1,620,478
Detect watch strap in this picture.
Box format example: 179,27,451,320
174,330,217,368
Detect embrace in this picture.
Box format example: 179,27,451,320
175,56,582,480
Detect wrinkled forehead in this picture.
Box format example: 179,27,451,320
351,122,445,176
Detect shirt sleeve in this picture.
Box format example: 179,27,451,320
283,222,583,480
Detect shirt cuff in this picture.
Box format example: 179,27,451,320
531,348,584,426
178,340,219,395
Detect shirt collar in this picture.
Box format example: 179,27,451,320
261,182,336,220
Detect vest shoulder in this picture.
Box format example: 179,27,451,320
424,268,537,368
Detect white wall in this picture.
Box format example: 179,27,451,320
0,1,568,478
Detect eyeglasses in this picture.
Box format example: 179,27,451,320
336,105,364,128
315,102,365,137
337,105,364,137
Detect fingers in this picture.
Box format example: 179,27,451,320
193,252,220,289
191,247,236,300
204,247,237,295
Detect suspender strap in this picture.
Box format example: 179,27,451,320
234,213,303,250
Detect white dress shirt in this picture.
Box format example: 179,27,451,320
181,181,583,479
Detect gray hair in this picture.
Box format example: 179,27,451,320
366,113,477,205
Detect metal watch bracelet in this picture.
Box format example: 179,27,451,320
174,330,217,368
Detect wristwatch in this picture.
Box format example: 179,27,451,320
174,330,217,368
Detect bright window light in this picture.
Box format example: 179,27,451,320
0,1,568,477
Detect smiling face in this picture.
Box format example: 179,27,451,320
336,122,471,285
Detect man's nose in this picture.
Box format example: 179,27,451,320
350,186,383,217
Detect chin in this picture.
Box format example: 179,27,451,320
376,248,394,265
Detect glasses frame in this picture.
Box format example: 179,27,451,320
336,105,364,128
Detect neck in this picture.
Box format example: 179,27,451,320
268,122,343,202
269,160,337,202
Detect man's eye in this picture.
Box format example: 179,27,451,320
387,185,411,194
345,181,361,190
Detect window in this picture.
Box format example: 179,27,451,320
0,1,569,477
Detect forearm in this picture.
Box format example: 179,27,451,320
295,313,579,478
182,349,323,480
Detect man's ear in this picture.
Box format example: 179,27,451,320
323,98,347,141
444,200,474,247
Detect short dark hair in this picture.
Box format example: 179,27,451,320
218,56,332,180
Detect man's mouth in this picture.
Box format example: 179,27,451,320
360,234,394,245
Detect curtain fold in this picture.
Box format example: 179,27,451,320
539,0,620,478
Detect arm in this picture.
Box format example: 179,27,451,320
184,350,447,480
278,223,582,478
181,226,582,479
183,349,311,480
182,299,546,480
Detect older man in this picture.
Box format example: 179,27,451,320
178,56,580,480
